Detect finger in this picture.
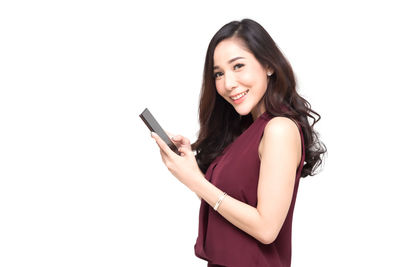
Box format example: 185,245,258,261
165,130,176,140
151,132,174,158
179,145,193,156
159,148,168,162
170,136,183,148
172,135,191,147
151,134,169,160
165,130,183,147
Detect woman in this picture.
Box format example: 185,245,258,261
151,18,326,267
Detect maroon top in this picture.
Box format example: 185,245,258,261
194,111,306,267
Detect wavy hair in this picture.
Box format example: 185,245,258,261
191,18,327,178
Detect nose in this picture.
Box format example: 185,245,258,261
224,71,238,91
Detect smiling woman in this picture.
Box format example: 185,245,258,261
212,38,274,119
151,18,326,267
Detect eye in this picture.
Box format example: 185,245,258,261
234,63,244,70
214,72,223,79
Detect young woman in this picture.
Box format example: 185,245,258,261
151,18,326,267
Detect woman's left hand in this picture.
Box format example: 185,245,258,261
151,132,203,190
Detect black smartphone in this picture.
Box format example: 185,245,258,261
139,108,180,155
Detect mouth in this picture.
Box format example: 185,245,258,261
230,89,249,101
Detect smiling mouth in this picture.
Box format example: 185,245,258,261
230,89,249,100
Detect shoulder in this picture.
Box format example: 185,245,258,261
264,116,300,136
258,116,302,161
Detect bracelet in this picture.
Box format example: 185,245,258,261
213,192,228,211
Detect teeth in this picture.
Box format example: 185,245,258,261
232,93,244,100
231,90,248,100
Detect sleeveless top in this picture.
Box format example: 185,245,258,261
194,110,306,267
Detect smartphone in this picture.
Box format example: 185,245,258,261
139,108,180,155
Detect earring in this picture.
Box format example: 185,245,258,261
267,72,272,77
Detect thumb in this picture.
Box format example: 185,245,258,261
173,135,190,145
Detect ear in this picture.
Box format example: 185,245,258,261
266,66,274,77
264,65,274,77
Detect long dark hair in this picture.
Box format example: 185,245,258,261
191,18,327,178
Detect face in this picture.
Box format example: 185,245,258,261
213,38,273,120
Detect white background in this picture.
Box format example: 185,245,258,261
1,0,399,266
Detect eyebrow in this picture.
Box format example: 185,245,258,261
213,56,245,70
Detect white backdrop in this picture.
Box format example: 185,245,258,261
1,0,399,266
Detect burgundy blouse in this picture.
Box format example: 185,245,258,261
194,111,306,267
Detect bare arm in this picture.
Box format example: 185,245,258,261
192,175,268,243
195,171,205,200
191,117,301,244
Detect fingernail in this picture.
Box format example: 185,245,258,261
151,132,155,137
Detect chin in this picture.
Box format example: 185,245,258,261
233,106,252,117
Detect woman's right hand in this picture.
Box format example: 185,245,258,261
165,131,202,200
